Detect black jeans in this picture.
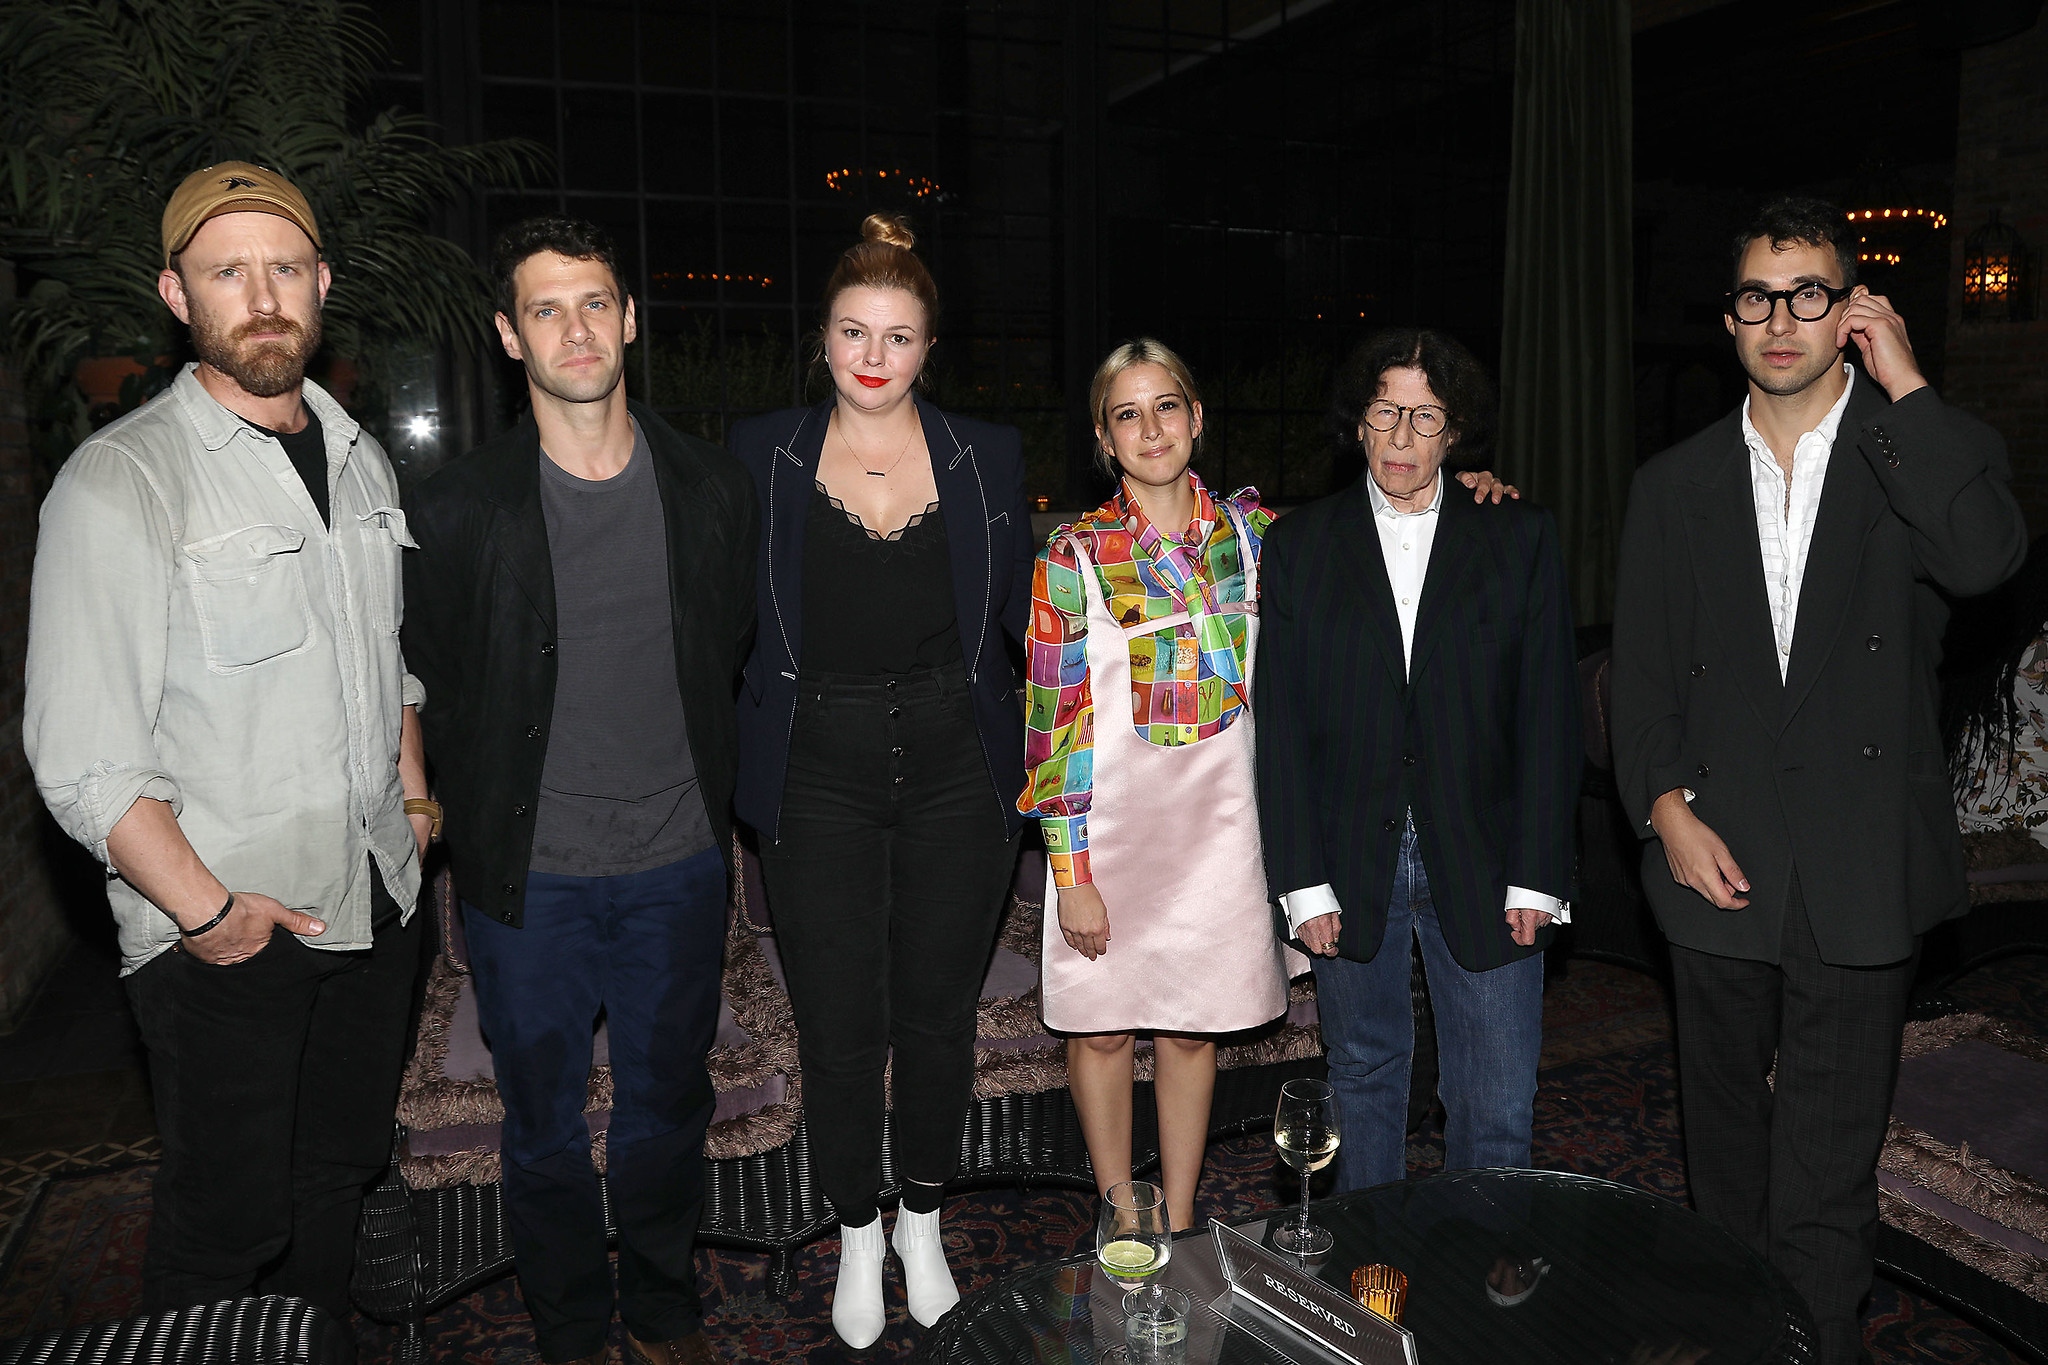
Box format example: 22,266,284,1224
758,662,1020,1226
1669,875,1918,1365
124,906,424,1319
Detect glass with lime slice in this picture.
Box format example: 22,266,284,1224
1095,1181,1172,1300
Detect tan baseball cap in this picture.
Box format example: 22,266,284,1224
161,161,322,267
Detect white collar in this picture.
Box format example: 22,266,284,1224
1741,362,1855,464
1367,472,1446,519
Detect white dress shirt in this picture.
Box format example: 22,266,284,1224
1279,475,1569,935
1742,363,1855,680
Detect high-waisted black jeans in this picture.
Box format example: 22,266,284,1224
758,661,1020,1227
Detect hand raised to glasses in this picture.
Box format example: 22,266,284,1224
1836,289,1927,403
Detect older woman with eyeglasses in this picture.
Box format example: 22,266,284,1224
1257,327,1581,1196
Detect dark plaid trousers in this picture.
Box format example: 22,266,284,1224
1669,874,1918,1365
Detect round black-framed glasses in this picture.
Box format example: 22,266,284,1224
1361,402,1448,437
1724,282,1853,325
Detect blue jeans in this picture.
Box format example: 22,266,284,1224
1311,821,1544,1193
463,846,726,1363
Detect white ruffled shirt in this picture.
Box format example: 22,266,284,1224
1743,364,1855,680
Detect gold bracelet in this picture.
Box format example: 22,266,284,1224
404,798,443,840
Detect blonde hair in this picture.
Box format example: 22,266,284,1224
1088,338,1203,477
810,213,940,394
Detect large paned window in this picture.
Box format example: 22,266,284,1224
362,0,1514,505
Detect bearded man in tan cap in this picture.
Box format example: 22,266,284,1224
23,162,433,1319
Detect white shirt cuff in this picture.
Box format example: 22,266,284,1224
1280,883,1343,935
1505,886,1570,925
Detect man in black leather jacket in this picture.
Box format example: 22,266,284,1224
401,217,756,1365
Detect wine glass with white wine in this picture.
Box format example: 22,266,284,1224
1272,1077,1339,1257
1096,1180,1172,1305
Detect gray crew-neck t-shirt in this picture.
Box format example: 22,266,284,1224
530,422,711,876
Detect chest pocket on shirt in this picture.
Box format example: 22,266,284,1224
183,524,313,673
356,507,419,635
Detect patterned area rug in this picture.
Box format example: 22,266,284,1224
0,960,2035,1364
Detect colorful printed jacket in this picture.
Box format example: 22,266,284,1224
1018,472,1271,887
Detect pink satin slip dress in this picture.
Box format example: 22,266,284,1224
1039,508,1308,1034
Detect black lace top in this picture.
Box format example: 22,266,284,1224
800,480,964,675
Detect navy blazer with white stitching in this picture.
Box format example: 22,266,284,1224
729,395,1036,842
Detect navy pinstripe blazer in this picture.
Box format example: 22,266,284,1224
1254,479,1582,971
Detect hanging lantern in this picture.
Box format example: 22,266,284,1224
1961,209,2032,323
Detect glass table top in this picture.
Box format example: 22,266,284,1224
914,1170,1813,1365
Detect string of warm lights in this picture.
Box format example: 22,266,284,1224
1856,251,1903,265
824,167,942,200
652,271,774,287
1845,207,1948,230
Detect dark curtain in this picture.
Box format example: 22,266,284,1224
1499,0,1634,626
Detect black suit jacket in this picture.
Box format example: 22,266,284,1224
1610,379,2026,966
728,395,1036,842
1256,481,1582,972
400,403,758,927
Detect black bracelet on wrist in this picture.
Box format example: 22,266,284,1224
181,892,235,938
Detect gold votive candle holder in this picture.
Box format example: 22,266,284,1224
1350,1263,1407,1324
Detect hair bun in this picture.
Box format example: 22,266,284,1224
861,212,916,250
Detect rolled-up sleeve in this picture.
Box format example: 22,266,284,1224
22,444,180,863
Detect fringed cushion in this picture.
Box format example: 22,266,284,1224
1965,829,2048,905
1879,1013,2048,1305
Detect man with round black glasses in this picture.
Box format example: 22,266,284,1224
1610,196,2025,1363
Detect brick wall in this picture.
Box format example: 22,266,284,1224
1944,13,2048,534
0,262,72,1027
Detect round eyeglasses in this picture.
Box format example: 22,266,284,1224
1724,281,1852,325
1362,402,1447,437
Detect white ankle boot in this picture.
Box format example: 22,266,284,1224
832,1217,888,1347
891,1205,961,1327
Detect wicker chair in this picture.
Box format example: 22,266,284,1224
0,1296,356,1365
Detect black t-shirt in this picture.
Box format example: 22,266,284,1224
248,411,329,528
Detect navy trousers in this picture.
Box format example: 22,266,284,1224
463,846,725,1364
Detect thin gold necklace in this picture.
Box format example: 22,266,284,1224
837,415,916,477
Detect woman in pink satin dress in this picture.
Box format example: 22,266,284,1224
1019,339,1303,1231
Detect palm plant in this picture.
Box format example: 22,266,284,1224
0,0,547,450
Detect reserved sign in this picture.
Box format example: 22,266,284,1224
1209,1219,1419,1365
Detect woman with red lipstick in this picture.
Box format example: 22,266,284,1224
1020,340,1512,1231
728,214,1036,1348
